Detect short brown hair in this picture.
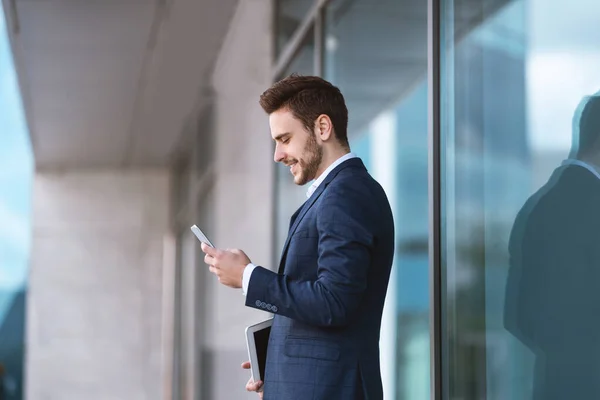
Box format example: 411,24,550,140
259,74,349,148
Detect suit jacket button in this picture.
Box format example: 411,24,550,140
255,300,261,307
266,304,272,310
260,302,267,308
272,306,278,312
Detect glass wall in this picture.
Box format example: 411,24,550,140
171,113,218,399
325,1,430,399
440,0,600,399
276,0,316,56
274,0,600,398
0,4,34,399
275,1,430,399
273,26,316,261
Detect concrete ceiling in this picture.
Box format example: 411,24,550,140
4,0,238,169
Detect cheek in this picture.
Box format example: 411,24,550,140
288,144,302,158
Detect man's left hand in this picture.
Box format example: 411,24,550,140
201,242,250,288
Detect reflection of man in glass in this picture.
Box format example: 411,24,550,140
505,93,600,400
0,364,4,400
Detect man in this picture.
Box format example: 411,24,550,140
504,93,600,399
201,74,395,399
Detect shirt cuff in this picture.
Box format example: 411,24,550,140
242,263,257,296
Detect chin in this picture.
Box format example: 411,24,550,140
293,174,309,186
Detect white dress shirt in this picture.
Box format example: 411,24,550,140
242,152,358,295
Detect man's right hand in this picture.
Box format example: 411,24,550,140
242,361,264,399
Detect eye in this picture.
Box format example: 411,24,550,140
282,137,290,144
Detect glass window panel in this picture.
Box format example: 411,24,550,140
173,226,197,399
277,24,315,79
325,1,429,399
0,4,34,399
273,27,315,264
441,0,600,398
276,0,315,57
196,186,216,399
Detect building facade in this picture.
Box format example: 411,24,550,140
2,0,600,399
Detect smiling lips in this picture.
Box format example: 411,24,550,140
287,161,298,174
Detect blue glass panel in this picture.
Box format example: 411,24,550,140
0,5,34,399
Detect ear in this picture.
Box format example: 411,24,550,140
315,114,333,142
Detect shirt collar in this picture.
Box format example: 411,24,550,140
306,152,358,198
561,159,600,180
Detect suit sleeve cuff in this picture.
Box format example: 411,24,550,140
244,266,279,313
242,263,257,296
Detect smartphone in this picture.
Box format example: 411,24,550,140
190,225,215,248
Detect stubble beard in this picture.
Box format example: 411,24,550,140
294,133,323,186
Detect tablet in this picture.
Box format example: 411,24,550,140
190,225,214,248
245,318,273,383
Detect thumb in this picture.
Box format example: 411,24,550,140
202,242,217,256
241,361,251,369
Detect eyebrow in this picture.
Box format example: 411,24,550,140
274,132,290,142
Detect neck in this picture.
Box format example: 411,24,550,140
577,154,600,170
314,147,350,181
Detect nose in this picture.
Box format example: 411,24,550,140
274,144,285,163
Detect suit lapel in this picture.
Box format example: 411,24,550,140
288,201,305,231
277,185,326,273
276,157,366,274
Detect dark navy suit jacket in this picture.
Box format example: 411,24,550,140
246,158,395,400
